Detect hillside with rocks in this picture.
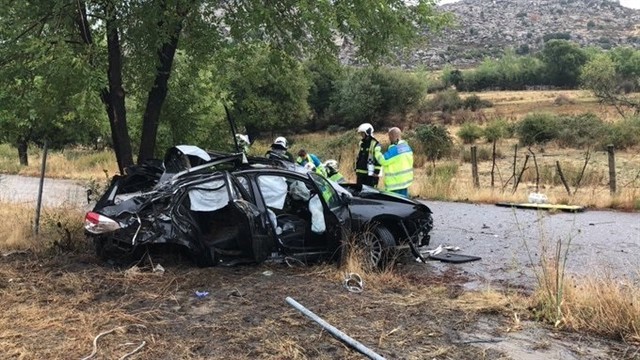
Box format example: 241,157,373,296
341,0,640,69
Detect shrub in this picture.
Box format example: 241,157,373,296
602,116,640,150
516,113,560,146
483,119,513,142
556,113,607,148
457,123,483,144
427,90,463,113
553,94,575,105
463,94,493,111
414,124,454,161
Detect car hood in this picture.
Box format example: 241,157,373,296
341,184,431,213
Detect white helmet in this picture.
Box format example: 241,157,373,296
324,159,339,172
357,123,374,136
235,134,250,146
273,136,288,149
304,162,316,172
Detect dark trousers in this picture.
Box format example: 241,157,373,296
356,173,379,187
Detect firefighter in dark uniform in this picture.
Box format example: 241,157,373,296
355,123,381,187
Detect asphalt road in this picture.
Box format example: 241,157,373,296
1,174,638,286
424,200,640,287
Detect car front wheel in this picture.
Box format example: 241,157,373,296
359,224,396,269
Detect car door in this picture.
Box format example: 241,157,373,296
177,172,273,263
307,172,352,252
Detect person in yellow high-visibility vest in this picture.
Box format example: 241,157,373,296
374,127,413,197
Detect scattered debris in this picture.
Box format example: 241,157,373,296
286,297,386,360
152,264,165,274
528,192,549,204
262,270,273,276
416,244,481,264
1,250,28,257
496,202,585,213
195,291,209,298
343,273,364,293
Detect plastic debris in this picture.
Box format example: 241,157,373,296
152,264,165,274
528,192,549,204
195,291,209,298
262,270,273,276
343,273,364,293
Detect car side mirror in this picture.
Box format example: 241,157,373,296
341,192,352,205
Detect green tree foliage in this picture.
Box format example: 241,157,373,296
330,67,426,129
581,52,640,114
1,0,451,172
462,94,493,111
516,113,560,146
541,40,588,88
456,123,483,144
454,53,546,91
556,113,607,148
426,90,462,113
414,124,453,161
306,57,343,129
221,46,311,140
483,119,512,143
0,16,105,165
330,68,382,128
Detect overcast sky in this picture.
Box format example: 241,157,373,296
437,0,640,9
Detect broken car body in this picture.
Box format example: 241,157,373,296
85,145,433,268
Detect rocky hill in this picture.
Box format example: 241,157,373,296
341,0,640,69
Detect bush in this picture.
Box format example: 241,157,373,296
556,113,607,148
463,94,493,111
460,145,501,162
457,123,483,144
483,119,513,142
553,94,575,105
427,90,463,113
516,113,560,146
414,124,454,161
602,116,640,150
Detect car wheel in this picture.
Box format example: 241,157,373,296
359,224,396,269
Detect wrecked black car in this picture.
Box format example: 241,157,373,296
85,145,433,268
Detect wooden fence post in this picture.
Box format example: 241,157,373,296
607,144,616,194
471,145,479,188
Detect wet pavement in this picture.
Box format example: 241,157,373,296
423,200,640,288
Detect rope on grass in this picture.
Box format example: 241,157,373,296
80,324,147,360
118,341,146,360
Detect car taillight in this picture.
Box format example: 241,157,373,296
84,212,121,234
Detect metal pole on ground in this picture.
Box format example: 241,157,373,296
285,297,386,360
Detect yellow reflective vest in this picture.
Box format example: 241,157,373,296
374,140,414,191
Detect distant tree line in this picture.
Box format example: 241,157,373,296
438,40,640,93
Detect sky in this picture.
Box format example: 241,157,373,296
437,0,640,9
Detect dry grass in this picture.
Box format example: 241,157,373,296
531,268,640,343
0,144,118,180
0,201,86,253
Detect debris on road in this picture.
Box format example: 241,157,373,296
195,291,209,298
343,273,364,293
496,202,585,213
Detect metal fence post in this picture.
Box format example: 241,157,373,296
34,140,48,235
607,144,616,195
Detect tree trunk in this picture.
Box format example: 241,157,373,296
103,1,133,174
137,5,185,163
17,139,28,166
75,0,133,174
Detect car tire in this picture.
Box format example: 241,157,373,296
360,224,396,269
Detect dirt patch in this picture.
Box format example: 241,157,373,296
1,251,638,359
